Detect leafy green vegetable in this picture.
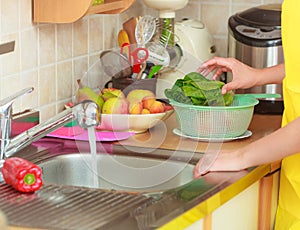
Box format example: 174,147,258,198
164,72,234,106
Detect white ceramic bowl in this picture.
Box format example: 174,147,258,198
96,110,174,133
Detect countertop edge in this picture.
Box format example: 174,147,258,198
158,164,272,229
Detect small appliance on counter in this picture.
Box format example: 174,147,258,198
228,4,284,114
156,18,216,98
175,18,216,63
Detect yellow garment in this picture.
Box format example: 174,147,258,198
275,0,300,229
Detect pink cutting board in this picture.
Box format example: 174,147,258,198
47,130,135,142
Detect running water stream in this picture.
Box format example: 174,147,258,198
87,127,99,188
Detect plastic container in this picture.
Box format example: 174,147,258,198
169,94,259,138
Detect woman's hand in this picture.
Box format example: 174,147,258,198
193,150,245,179
198,57,261,94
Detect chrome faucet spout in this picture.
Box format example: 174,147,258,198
0,88,101,160
0,87,33,160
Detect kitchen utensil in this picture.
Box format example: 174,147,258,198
147,65,162,79
123,17,138,44
100,50,132,79
118,29,130,47
145,42,170,66
121,43,149,74
167,94,259,138
140,61,154,79
136,62,147,80
135,15,157,46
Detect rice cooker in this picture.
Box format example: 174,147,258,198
228,4,284,114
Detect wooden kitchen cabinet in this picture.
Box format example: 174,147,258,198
33,0,135,23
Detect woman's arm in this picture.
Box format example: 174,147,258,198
241,115,300,168
198,57,285,94
194,116,300,178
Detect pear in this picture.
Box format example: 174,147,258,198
76,86,104,110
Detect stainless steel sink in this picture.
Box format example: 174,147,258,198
0,141,199,230
38,153,194,193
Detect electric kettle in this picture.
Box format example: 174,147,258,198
175,18,216,63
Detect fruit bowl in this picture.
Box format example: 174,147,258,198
96,110,174,133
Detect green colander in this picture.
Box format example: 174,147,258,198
169,94,261,138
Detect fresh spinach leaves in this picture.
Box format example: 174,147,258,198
164,72,234,106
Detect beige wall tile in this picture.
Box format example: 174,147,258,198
57,100,68,113
89,15,104,53
57,61,72,101
39,25,56,66
201,3,230,36
39,65,56,106
88,55,108,90
214,36,228,57
57,24,73,62
20,70,39,111
20,0,33,29
1,34,20,76
231,4,259,15
39,104,56,122
103,15,118,49
73,19,88,57
1,0,19,34
176,2,200,21
0,74,21,112
20,28,38,71
73,56,88,89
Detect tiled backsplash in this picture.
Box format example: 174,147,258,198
0,0,282,121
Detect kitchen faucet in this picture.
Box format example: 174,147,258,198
0,87,101,163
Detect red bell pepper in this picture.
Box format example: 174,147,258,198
2,157,43,193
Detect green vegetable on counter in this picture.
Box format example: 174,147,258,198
164,72,234,106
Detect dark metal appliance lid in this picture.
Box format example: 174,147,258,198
234,4,281,28
228,4,282,47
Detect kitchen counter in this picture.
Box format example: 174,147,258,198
120,113,282,152
117,113,282,229
2,113,282,230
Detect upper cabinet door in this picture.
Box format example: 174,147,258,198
33,0,135,23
